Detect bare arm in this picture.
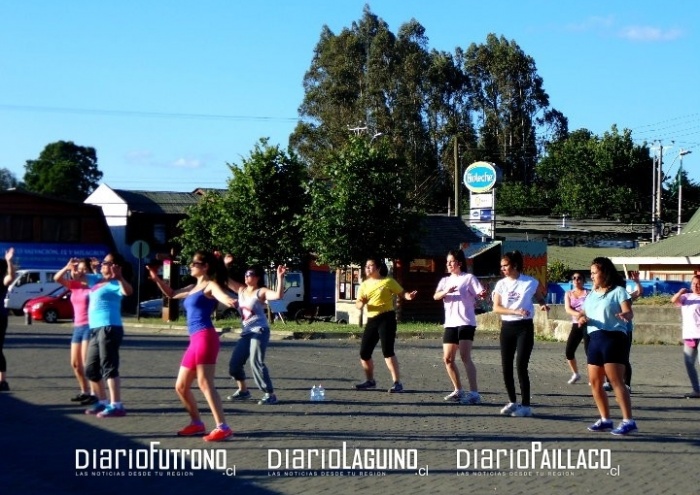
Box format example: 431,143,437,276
3,248,15,286
671,287,687,305
260,265,287,302
146,265,192,299
54,258,77,288
205,281,238,308
628,271,643,301
111,265,133,297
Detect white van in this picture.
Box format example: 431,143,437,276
3,269,64,315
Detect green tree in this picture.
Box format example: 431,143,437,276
176,139,308,267
23,141,102,201
291,6,476,212
530,126,653,220
302,136,424,266
0,168,20,190
463,34,568,184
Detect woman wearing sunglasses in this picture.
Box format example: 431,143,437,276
226,264,286,405
564,272,589,384
147,251,237,441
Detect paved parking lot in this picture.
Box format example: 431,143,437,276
1,317,699,494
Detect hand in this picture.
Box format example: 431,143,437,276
277,265,287,277
629,270,640,282
5,247,14,263
616,312,630,323
447,285,457,293
405,290,418,301
145,265,159,279
224,253,234,266
111,264,123,279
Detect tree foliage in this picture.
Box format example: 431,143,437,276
527,126,653,221
291,7,565,213
0,168,20,190
302,136,424,266
23,141,102,201
176,139,308,268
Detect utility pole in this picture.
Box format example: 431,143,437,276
454,139,460,218
678,150,693,234
652,141,673,241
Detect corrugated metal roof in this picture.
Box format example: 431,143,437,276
113,190,199,215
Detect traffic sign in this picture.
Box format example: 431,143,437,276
131,240,150,259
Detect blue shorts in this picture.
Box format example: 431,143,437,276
71,324,91,344
587,330,630,366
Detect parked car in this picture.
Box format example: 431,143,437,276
26,288,74,323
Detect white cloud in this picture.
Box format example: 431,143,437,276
170,157,204,169
618,26,684,41
124,149,154,165
565,15,615,33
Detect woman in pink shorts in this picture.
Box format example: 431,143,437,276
147,250,238,442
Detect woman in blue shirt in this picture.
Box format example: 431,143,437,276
579,257,636,435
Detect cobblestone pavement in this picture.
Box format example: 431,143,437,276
1,317,699,495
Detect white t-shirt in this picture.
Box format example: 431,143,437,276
493,274,540,322
436,273,484,327
676,292,700,339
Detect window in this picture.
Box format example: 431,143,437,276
0,215,33,241
41,217,80,242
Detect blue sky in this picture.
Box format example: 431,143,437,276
1,1,698,192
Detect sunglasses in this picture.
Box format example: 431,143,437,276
572,276,582,281
190,261,205,267
244,271,257,277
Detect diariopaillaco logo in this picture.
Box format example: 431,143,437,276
455,441,620,478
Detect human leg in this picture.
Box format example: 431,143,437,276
458,326,478,393
499,322,518,404
249,329,273,393
565,323,584,379
378,312,399,384
683,343,700,393
357,318,380,385
0,312,8,386
176,365,200,422
514,322,535,407
228,333,251,392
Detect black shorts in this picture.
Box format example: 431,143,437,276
587,330,630,366
443,325,476,344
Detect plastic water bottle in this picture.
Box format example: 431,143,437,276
317,384,325,401
310,385,318,401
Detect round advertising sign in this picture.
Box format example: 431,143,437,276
463,161,498,193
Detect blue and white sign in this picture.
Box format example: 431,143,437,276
463,161,499,193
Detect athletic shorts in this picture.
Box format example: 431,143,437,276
442,325,476,344
71,324,91,344
586,330,630,366
181,328,220,369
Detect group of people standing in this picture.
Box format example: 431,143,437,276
5,244,700,442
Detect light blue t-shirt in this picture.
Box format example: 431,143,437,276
582,286,631,334
87,274,124,328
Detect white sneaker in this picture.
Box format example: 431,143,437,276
500,402,518,415
460,391,482,405
510,405,533,417
568,373,581,384
444,390,464,402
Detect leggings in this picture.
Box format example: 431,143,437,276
359,311,397,360
500,319,535,406
565,323,588,360
0,312,7,373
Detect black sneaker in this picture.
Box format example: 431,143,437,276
0,380,9,392
80,395,99,406
71,393,90,402
388,382,404,393
354,380,376,390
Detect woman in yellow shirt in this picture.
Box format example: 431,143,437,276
354,258,417,393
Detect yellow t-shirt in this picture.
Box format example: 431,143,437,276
357,277,404,318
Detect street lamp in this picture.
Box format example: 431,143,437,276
677,149,693,234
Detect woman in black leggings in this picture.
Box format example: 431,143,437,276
0,247,16,392
491,251,548,417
